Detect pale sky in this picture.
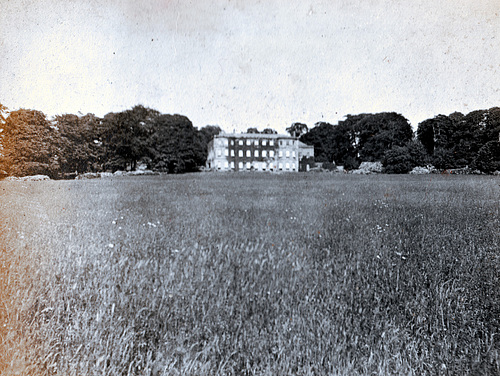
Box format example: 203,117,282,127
1,0,499,132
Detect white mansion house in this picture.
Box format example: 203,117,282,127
206,133,314,172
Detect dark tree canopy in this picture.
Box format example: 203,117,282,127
262,128,277,134
472,141,500,173
301,113,412,169
416,107,500,170
101,105,160,171
354,112,413,162
382,140,430,174
0,109,61,178
55,113,105,175
149,114,205,173
246,127,260,134
299,122,337,163
286,122,308,138
199,125,222,142
0,105,215,178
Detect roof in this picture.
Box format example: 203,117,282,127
298,141,313,148
216,132,295,139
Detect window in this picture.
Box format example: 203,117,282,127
279,163,283,170
224,161,229,169
270,140,274,146
230,161,235,169
230,140,234,145
217,149,222,157
286,140,290,146
285,150,290,157
269,150,274,157
254,140,259,146
224,149,229,156
254,150,259,157
262,150,267,157
292,151,296,158
217,161,222,169
238,150,243,157
286,163,290,170
239,140,243,146
231,149,235,157
223,139,229,146
268,162,274,170
246,162,251,170
246,150,251,157
292,163,296,170
246,139,251,146
238,162,243,169
280,140,283,146
279,150,283,157
262,140,267,146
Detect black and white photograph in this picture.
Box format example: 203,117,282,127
0,0,499,374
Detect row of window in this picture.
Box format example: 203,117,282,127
217,138,295,147
216,161,297,170
216,149,296,158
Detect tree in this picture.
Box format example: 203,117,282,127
246,127,259,134
472,141,500,173
382,140,430,174
432,147,455,170
101,105,160,171
417,113,460,168
299,122,336,163
484,107,500,142
416,118,435,155
451,110,486,167
198,125,222,162
149,114,205,173
262,128,277,134
406,139,430,168
382,146,413,173
417,108,500,170
305,113,412,167
331,117,361,167
1,109,62,178
286,122,308,138
355,113,413,162
199,125,221,142
299,120,359,167
54,113,104,175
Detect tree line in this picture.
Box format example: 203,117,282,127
0,105,221,179
299,108,500,173
0,104,499,178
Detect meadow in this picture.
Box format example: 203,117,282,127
0,173,499,375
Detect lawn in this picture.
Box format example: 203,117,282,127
0,173,499,375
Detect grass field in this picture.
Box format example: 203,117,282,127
0,173,499,375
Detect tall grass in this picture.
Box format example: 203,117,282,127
0,174,499,375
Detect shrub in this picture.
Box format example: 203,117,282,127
382,146,412,173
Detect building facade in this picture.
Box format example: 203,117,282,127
206,133,314,172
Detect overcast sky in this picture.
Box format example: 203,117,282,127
1,0,499,132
